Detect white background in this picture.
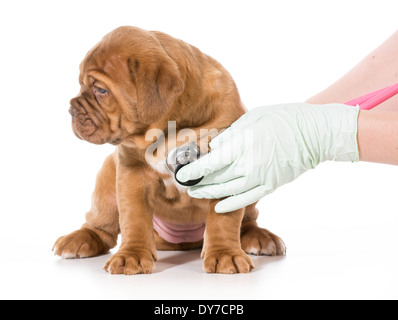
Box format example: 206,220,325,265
0,0,397,300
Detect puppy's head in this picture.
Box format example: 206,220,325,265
69,26,184,145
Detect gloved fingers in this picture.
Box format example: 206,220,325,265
193,164,243,186
209,127,233,148
188,177,256,199
214,185,273,213
176,142,237,183
209,122,252,150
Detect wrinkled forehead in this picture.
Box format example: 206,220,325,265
78,43,129,88
77,27,160,88
79,42,101,85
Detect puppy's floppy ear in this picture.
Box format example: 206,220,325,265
129,55,184,124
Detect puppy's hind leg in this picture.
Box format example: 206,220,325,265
241,204,287,256
53,153,120,259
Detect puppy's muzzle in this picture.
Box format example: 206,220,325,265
69,101,87,118
69,103,97,138
69,106,79,118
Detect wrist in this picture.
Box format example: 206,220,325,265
310,104,360,163
357,110,398,165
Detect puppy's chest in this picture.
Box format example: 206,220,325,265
148,159,207,244
150,161,188,197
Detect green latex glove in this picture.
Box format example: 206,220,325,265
176,103,360,213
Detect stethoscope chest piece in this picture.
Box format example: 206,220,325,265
166,143,204,187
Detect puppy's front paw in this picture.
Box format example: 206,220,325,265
104,249,157,275
202,249,254,274
53,228,109,259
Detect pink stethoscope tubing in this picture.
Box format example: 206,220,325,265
344,83,398,110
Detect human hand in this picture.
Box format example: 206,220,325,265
177,103,359,213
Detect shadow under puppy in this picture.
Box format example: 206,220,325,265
53,26,286,275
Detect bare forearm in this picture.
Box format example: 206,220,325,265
307,31,398,112
357,110,398,165
304,31,398,164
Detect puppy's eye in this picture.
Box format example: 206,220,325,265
97,87,107,94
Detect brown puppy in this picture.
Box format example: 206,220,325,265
53,26,286,274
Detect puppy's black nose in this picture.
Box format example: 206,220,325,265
69,106,79,118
